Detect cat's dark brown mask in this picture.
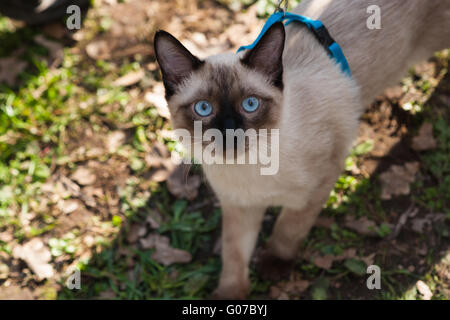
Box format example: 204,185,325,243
153,22,285,138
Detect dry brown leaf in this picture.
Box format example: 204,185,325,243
145,83,171,119
283,280,310,294
277,292,290,300
57,199,79,214
113,69,144,87
98,289,117,299
412,123,437,151
313,255,334,269
379,162,420,200
71,167,96,186
34,35,64,67
411,213,446,233
145,142,174,183
13,239,54,280
83,186,104,199
391,206,418,238
86,40,110,60
361,253,376,266
167,164,201,200
315,216,335,228
269,286,282,299
313,248,357,270
0,56,27,86
139,233,166,249
146,210,162,229
344,216,377,236
126,223,147,244
106,131,126,153
416,280,433,300
139,234,192,266
384,85,404,100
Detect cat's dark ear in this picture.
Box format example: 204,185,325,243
241,22,285,89
154,30,203,98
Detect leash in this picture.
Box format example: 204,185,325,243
237,0,352,77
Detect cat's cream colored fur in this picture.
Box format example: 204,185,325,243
156,0,450,299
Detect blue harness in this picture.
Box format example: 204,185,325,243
237,11,352,77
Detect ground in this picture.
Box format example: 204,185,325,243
0,0,448,300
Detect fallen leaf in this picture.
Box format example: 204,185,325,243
86,40,110,60
126,223,147,244
98,289,117,299
313,255,334,269
313,248,357,270
145,83,171,119
113,69,144,87
146,210,162,229
0,56,27,86
57,199,79,214
344,216,377,236
167,164,201,200
283,280,310,294
144,142,175,182
416,280,433,300
71,167,96,186
384,85,404,100
411,213,446,233
83,186,104,199
390,206,418,238
315,216,335,228
34,35,64,67
106,131,126,153
13,239,54,280
277,292,290,300
361,253,376,266
269,285,282,299
379,162,420,200
139,234,192,266
411,123,437,151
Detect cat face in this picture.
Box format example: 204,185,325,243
154,23,286,156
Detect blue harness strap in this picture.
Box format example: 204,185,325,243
237,11,352,77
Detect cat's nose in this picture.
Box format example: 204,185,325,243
223,117,236,130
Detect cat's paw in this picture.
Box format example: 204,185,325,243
256,248,294,281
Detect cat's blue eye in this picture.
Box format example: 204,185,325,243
194,100,213,117
241,96,260,113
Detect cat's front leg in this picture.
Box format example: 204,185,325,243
212,204,265,300
257,177,337,280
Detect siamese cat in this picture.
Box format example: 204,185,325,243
154,0,450,299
